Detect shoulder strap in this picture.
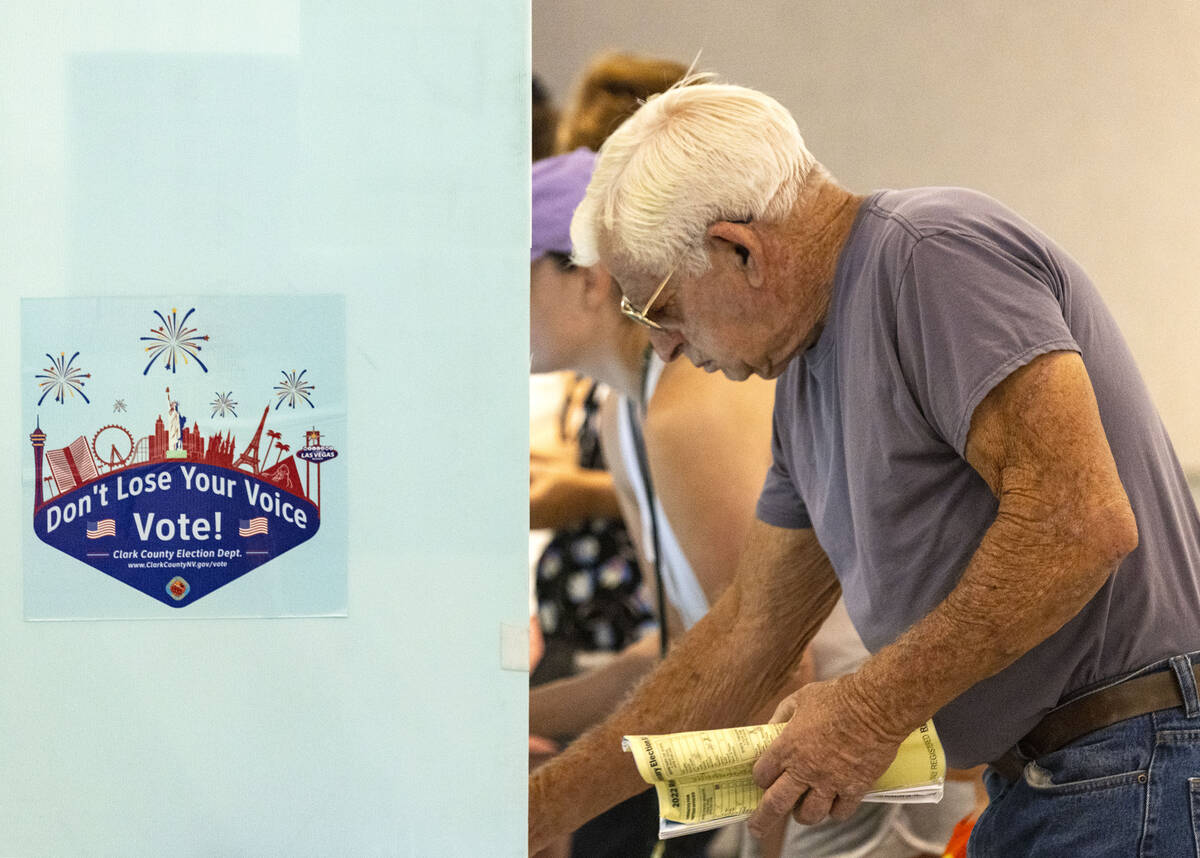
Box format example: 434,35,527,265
624,401,668,659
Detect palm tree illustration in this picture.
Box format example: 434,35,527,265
264,429,281,466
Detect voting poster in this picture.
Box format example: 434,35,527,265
22,295,347,619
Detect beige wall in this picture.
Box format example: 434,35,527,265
535,1,1200,470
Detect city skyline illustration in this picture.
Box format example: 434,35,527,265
23,297,342,493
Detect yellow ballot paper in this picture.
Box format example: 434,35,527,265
622,720,945,839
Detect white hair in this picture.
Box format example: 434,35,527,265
569,77,817,281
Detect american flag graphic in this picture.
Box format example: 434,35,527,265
239,517,269,537
86,519,116,539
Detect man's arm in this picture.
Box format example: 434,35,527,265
748,350,1138,833
647,363,818,726
529,520,841,852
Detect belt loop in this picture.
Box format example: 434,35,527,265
1170,654,1200,718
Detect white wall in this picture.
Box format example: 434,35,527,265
1,2,528,855
535,0,1200,470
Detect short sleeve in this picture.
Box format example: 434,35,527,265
755,393,812,529
896,232,1081,454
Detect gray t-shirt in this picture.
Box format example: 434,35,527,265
756,187,1200,766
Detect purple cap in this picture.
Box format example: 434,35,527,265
531,147,597,261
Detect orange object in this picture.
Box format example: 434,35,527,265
943,813,977,858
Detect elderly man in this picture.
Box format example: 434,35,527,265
529,79,1200,856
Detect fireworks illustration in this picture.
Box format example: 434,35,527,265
273,369,315,410
36,351,92,406
113,399,127,413
140,307,210,375
211,391,239,418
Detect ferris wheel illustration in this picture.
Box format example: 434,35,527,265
92,424,135,471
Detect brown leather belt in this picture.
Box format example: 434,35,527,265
990,661,1200,781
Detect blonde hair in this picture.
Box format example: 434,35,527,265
555,53,689,154
570,79,817,281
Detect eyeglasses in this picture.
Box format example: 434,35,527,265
619,261,678,331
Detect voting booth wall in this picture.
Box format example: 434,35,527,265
1,3,528,855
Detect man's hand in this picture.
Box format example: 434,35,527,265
748,676,904,836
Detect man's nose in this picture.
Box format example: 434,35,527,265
648,329,685,363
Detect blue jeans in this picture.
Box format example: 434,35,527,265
968,652,1200,857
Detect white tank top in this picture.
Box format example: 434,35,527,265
615,354,710,629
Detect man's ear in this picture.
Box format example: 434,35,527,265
707,221,764,289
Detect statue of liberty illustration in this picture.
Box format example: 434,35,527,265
165,387,186,455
